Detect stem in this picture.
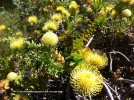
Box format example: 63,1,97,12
104,81,121,100
89,95,92,100
110,50,130,63
114,85,121,100
118,78,134,83
102,82,114,100
85,35,94,47
109,53,113,72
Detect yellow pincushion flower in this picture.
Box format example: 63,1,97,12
51,13,62,21
62,10,71,18
78,48,92,57
70,63,103,97
7,72,18,81
10,38,24,49
122,9,132,17
42,21,58,31
69,1,78,10
129,0,134,5
41,31,58,46
56,6,66,12
0,24,6,31
16,31,22,36
33,30,40,35
0,79,10,90
87,6,92,13
99,5,114,15
28,15,38,25
84,51,108,69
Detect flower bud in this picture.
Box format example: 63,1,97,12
122,9,132,17
7,72,17,81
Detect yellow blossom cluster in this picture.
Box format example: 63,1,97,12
28,15,38,25
79,48,108,70
56,6,71,18
121,0,134,5
0,24,6,31
99,4,116,16
42,21,58,31
122,9,132,17
0,79,9,91
70,63,103,96
69,1,78,10
7,72,18,81
51,13,62,21
41,31,58,47
10,38,24,49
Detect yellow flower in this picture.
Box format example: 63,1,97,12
10,38,24,49
75,17,83,24
56,6,66,12
99,5,114,15
51,13,62,21
0,24,6,31
42,21,58,31
41,31,58,46
129,0,134,5
70,63,103,97
69,1,78,10
111,9,116,15
16,31,22,36
33,30,40,34
84,51,108,69
3,79,9,90
62,10,71,18
122,9,132,17
28,15,38,25
0,79,10,90
7,72,18,81
78,47,92,57
87,6,92,13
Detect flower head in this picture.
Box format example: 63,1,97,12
56,6,66,12
129,0,134,5
0,24,6,31
0,79,9,90
51,13,62,21
69,1,78,10
78,48,92,57
42,21,58,31
28,15,38,25
16,31,22,36
99,4,115,15
7,72,18,81
41,31,58,46
10,38,24,49
70,63,103,96
84,50,108,69
62,10,71,18
122,9,132,17
87,6,92,13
